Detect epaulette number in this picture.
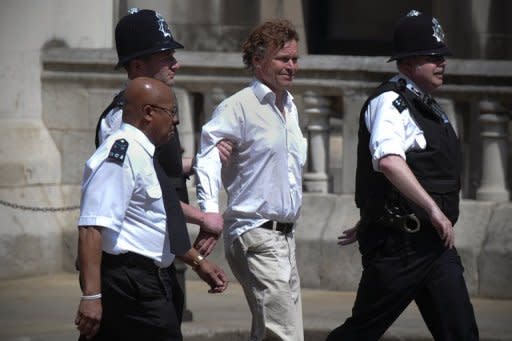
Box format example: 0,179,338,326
107,139,129,164
392,96,407,113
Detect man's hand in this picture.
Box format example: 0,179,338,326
216,139,234,165
194,259,228,293
337,221,360,246
429,206,454,249
75,299,102,339
379,155,454,249
194,229,220,256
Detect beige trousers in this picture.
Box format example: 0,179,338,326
226,227,304,341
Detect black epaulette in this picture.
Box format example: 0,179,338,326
107,139,129,164
392,96,407,113
94,91,125,148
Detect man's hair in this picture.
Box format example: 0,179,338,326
242,19,299,70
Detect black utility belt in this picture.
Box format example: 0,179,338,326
371,203,421,234
102,251,169,270
260,221,294,234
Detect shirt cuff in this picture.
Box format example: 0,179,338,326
197,200,220,213
78,216,121,232
371,140,406,171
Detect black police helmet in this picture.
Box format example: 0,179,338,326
389,10,452,61
115,8,184,68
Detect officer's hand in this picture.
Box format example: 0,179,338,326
193,229,219,256
216,139,234,165
337,220,360,246
194,259,228,293
429,206,454,249
201,212,224,235
75,299,102,339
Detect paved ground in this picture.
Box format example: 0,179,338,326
0,273,511,341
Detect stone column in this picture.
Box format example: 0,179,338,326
436,97,459,136
174,87,195,157
476,100,510,202
341,90,368,194
303,91,331,193
204,87,227,121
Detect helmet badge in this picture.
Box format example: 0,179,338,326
432,17,445,43
155,12,171,39
406,9,421,17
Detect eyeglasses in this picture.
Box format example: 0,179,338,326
147,104,177,118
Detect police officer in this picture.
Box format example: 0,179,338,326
75,77,227,341
97,8,231,248
93,8,231,323
327,10,479,340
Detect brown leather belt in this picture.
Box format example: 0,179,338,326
260,221,294,234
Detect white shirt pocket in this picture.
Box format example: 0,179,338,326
146,185,162,200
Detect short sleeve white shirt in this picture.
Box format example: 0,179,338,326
365,74,427,171
78,123,174,267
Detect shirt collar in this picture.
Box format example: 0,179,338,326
119,123,155,157
251,78,294,109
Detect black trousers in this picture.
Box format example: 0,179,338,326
326,224,479,341
80,252,183,341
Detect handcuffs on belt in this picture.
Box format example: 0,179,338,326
376,202,421,233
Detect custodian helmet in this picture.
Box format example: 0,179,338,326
115,8,184,68
389,10,452,61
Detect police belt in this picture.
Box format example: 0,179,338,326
260,221,294,234
377,203,421,233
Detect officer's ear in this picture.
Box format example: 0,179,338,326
398,57,416,74
142,104,155,123
129,59,147,77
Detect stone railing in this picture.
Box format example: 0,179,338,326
38,48,512,298
42,48,512,201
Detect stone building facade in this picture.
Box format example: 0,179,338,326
1,0,511,298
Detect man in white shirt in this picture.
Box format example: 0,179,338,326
195,20,307,341
329,10,478,340
75,77,228,341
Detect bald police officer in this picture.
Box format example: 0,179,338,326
75,78,227,341
91,8,231,324
328,10,479,340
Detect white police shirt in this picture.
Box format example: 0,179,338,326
78,123,174,267
98,105,123,145
195,79,308,246
365,74,427,172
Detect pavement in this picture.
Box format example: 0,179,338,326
0,273,511,341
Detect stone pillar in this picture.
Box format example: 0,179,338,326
475,100,510,202
174,87,195,157
436,97,459,136
303,91,331,193
204,87,227,120
341,91,368,194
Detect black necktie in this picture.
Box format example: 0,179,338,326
153,158,191,255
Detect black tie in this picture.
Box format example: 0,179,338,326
153,158,191,255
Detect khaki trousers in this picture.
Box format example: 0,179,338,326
226,227,304,341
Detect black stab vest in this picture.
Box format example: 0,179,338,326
355,81,462,225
